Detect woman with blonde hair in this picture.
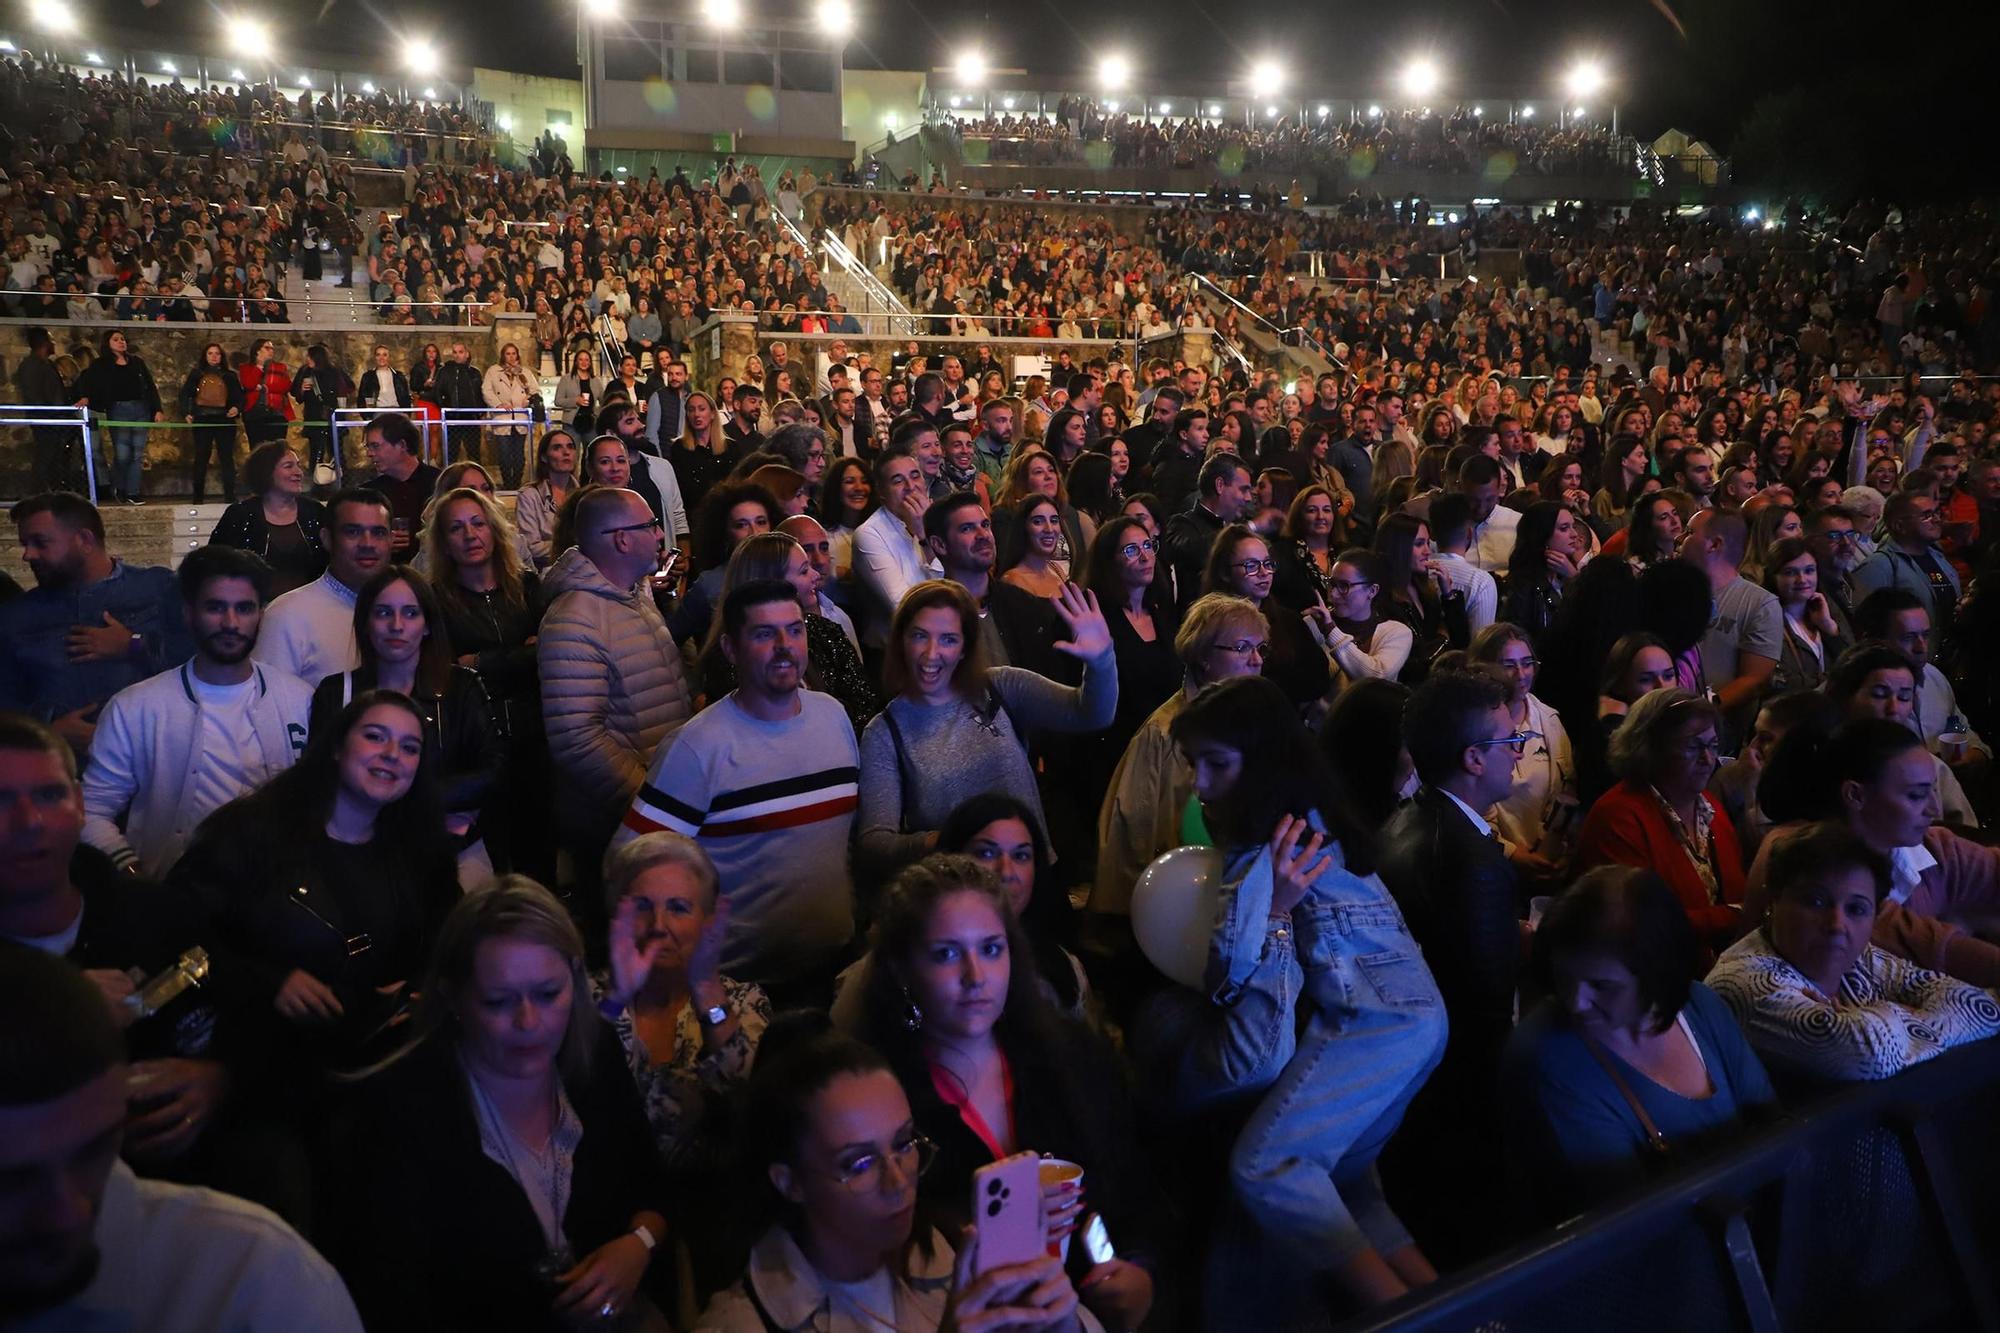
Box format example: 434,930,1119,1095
668,389,730,513
332,876,672,1332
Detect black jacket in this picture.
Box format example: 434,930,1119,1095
1375,787,1521,1092
1147,441,1203,516
205,496,330,588
327,1029,669,1333
432,360,485,411
1161,503,1226,611
355,364,412,410
177,362,246,419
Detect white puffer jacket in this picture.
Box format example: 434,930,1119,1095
537,548,691,843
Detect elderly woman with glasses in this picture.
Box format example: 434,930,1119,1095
1470,622,1578,879
1091,594,1272,918
1203,524,1332,710
1576,688,1748,948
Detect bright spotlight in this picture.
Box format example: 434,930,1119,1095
159,59,175,72
1743,207,1760,222
1157,100,1170,113
703,0,740,26
361,80,376,93
1400,57,1439,99
1249,59,1283,96
83,50,102,64
584,0,619,16
1472,104,1483,116
1206,103,1221,116
1565,59,1606,99
814,0,852,38
232,16,270,60
1104,100,1119,112
1572,105,1587,119
1367,104,1381,118
1520,104,1535,118
497,112,512,130
422,86,436,98
1316,104,1330,117
404,37,439,75
230,67,246,80
949,95,961,107
0,40,14,51
1001,96,1014,109
298,74,311,87
1099,52,1131,90
30,0,75,33
953,49,985,85
1264,104,1278,118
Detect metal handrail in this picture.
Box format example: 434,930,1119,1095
818,229,919,338
1189,273,1348,376
0,406,100,504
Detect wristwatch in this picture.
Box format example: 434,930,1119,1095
695,1000,729,1028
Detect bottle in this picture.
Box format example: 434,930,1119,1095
124,947,210,1021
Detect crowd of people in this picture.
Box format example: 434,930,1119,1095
937,102,1630,178
7,40,2000,1333
4,199,2000,1325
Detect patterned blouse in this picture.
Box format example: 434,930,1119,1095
1706,931,2000,1082
590,972,772,1174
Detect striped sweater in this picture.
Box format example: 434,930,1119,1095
615,691,858,986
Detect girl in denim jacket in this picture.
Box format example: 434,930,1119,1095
1167,676,1448,1318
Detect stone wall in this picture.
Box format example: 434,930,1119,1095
0,316,533,499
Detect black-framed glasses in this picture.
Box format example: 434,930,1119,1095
820,1135,939,1192
1325,578,1375,594
1232,557,1278,575
1470,728,1542,756
1118,539,1158,558
601,517,663,536
1210,639,1270,659
1822,530,1861,544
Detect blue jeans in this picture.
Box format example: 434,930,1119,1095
1208,844,1447,1269
107,400,149,497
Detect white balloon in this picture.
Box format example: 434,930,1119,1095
1131,845,1228,991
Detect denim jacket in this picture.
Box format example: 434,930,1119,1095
0,560,190,727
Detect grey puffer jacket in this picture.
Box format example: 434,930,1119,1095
537,548,691,842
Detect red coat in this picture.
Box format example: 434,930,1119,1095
1576,779,1746,943
239,361,295,420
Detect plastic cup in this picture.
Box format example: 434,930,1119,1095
1039,1158,1084,1259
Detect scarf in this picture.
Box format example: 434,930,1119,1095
943,458,980,491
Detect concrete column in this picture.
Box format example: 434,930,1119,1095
715,311,759,385
489,311,537,370
1175,327,1215,375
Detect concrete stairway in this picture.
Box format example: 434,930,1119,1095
98,501,228,571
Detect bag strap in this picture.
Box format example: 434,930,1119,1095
1581,1035,1672,1157
736,1274,789,1333
879,705,915,833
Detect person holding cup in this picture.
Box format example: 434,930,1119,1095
852,854,1156,1333
361,413,442,564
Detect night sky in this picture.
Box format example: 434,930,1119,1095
65,0,1997,193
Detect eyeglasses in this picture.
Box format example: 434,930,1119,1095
600,517,663,536
1470,728,1543,755
1821,530,1861,544
1232,558,1278,575
1495,657,1540,672
1118,539,1158,559
1210,639,1270,658
819,1134,939,1192
1325,578,1375,594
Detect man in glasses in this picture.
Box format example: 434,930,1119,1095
1852,490,1962,658
539,487,693,903
1808,504,1867,619
1375,668,1524,1267
1163,455,1254,613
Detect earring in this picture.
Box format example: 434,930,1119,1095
900,985,924,1032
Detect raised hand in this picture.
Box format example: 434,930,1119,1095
1269,814,1331,916
606,896,664,1007
1050,583,1111,660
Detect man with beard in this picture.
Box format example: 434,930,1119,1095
0,493,188,761
80,547,311,880
1809,505,1867,619
252,488,391,685
922,492,1069,678
613,580,858,999
0,947,360,1331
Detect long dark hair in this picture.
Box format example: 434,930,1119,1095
1067,452,1118,524
353,567,454,697
939,794,1080,1010
1508,501,1566,589
1170,675,1376,873
1319,677,1411,830
1758,716,1925,826
815,456,872,531
692,481,783,575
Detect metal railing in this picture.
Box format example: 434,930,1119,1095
771,200,921,339
0,407,100,504
326,405,535,477
0,287,509,327
1336,1037,2000,1333
1189,273,1348,376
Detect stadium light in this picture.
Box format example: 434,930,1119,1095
30,0,75,34
1565,59,1606,99
159,59,175,73
1520,104,1535,118
404,37,439,76
361,80,376,93
953,49,986,85
422,86,437,98
1264,104,1278,118
1248,59,1283,97
298,74,311,87
83,50,101,64
229,15,271,60
1367,104,1381,118
1572,105,1587,119
497,111,512,130
1316,104,1329,117
584,0,619,17
230,67,246,80
1472,104,1483,116
1098,52,1131,91
0,40,14,52
1157,101,1170,113
1104,99,1119,112
1400,57,1439,99
1001,95,1014,109
703,0,741,28
814,0,853,38
1206,103,1221,116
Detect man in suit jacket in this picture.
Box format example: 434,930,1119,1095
1375,668,1523,1267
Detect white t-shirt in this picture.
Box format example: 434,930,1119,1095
187,674,260,823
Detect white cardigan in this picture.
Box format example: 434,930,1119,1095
81,662,313,875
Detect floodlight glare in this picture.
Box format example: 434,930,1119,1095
953,50,985,85
584,0,619,16
159,59,175,72
1264,104,1278,118
1316,104,1329,117
1249,59,1283,96
814,0,853,38
1565,59,1606,99
1099,53,1131,90
422,86,437,98
497,112,512,130
230,67,246,80
1157,101,1170,113
361,80,376,93
1001,95,1015,109
1400,57,1439,99
1520,104,1535,118
1367,104,1381,118
0,40,15,52
1206,103,1221,116
30,0,75,34
298,74,311,87
1104,100,1119,112
233,17,271,60
1572,105,1587,118
404,38,439,75
703,0,740,27
1472,104,1483,116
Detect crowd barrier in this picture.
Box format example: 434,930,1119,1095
0,406,100,504
1335,1038,2000,1333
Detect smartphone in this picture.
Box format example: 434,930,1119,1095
655,548,683,583
970,1152,1046,1276
1079,1212,1115,1266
